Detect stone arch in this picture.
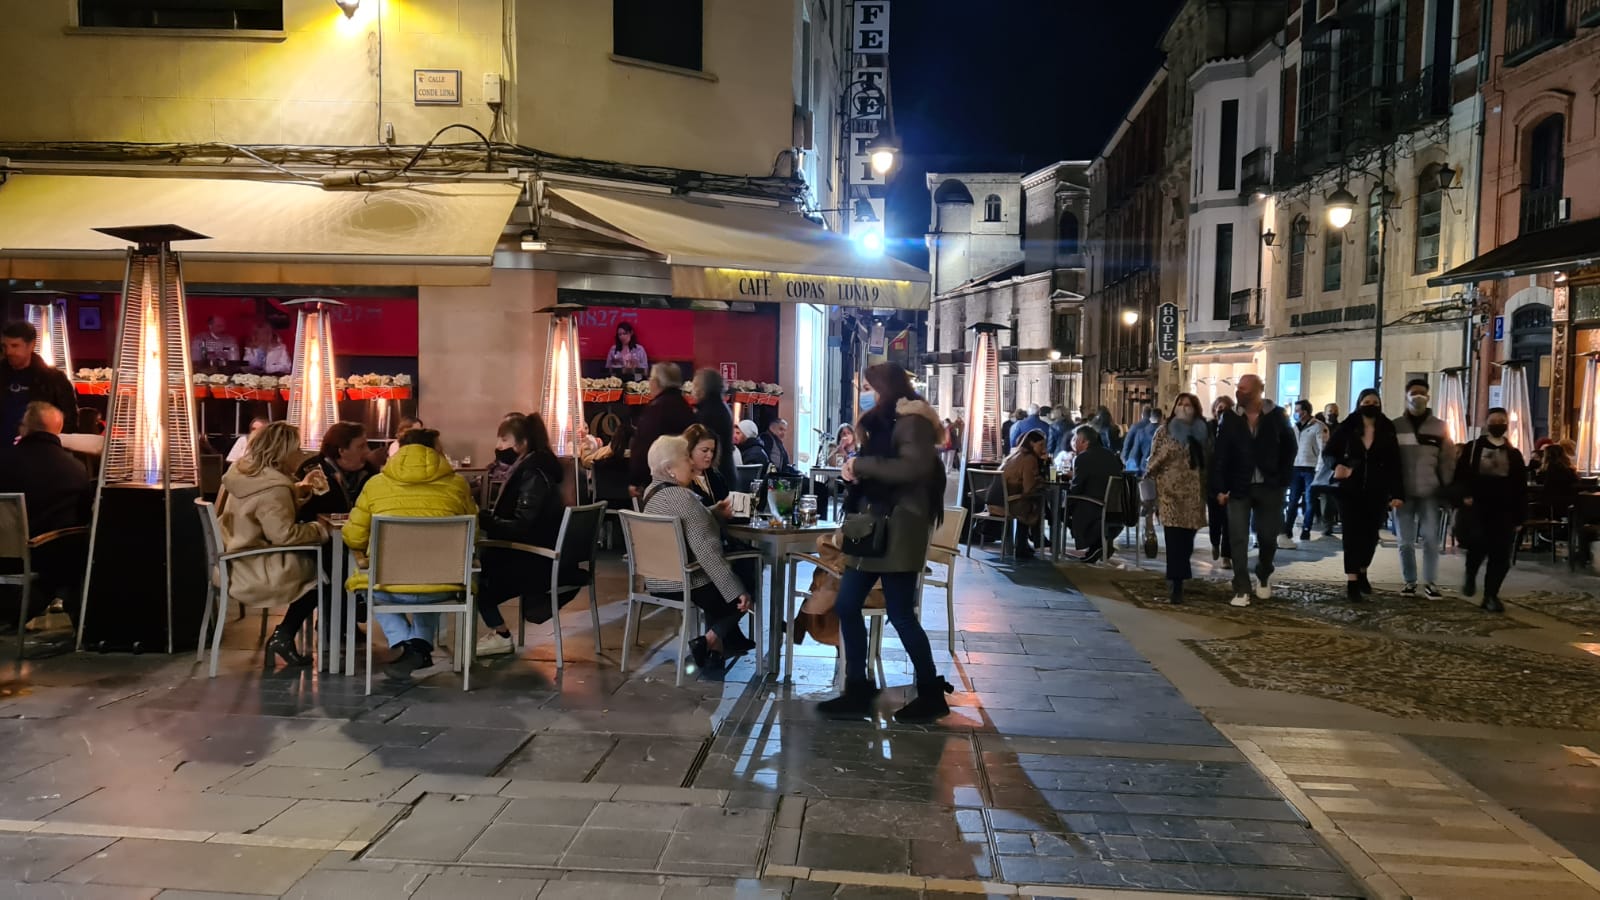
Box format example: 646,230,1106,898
932,179,973,204
1500,285,1553,359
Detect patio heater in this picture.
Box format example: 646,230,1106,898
1436,366,1469,445
1497,360,1535,454
284,298,344,451
957,322,1010,515
1578,353,1600,474
78,225,210,654
540,304,586,502
20,293,74,373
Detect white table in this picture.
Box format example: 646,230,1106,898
323,522,359,676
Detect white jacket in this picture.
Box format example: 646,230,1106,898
1293,419,1327,468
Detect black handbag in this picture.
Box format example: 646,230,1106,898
1453,505,1484,550
840,510,891,558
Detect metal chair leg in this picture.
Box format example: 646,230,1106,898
588,582,602,655
620,599,637,673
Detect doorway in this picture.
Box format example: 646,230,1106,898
1510,304,1552,439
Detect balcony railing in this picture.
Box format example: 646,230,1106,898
1229,288,1262,331
1280,66,1451,187
1240,147,1272,196
1580,0,1600,26
1520,184,1565,234
1505,0,1568,66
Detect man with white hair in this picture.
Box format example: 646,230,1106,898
0,402,92,633
628,362,696,489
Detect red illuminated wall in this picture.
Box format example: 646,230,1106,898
576,306,778,383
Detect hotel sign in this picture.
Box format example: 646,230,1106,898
1156,302,1179,361
671,267,927,311
414,69,461,105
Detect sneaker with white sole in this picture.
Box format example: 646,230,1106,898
1254,581,1273,601
1422,584,1442,600
476,632,515,658
1400,583,1416,596
1275,534,1298,550
1229,593,1251,607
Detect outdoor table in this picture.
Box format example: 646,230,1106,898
725,518,839,675
321,518,359,676
1046,480,1074,562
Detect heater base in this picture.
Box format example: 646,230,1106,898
81,486,208,654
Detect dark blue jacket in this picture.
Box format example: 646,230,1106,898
1009,414,1049,450
1208,405,1297,496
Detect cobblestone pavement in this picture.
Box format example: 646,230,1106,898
0,550,1373,899
1065,526,1600,899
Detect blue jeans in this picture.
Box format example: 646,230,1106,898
373,590,457,650
834,568,937,685
1283,468,1315,534
1396,497,1441,586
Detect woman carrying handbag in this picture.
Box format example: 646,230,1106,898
817,364,955,723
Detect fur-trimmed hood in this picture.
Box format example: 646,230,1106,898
895,398,947,445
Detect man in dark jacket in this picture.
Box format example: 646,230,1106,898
629,363,696,489
693,368,737,489
1209,374,1297,606
735,420,770,470
1066,425,1124,562
2,321,78,445
0,402,92,631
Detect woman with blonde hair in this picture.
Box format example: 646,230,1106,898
218,422,331,667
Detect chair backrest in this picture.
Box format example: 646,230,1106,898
966,469,1003,513
734,464,762,492
617,511,689,585
369,515,476,591
193,498,224,569
933,505,968,551
199,454,224,496
556,502,608,569
0,493,29,562
1103,476,1130,520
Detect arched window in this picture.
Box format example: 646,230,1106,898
1287,216,1308,299
983,194,1002,222
1057,211,1080,260
1522,114,1565,234
1415,166,1442,274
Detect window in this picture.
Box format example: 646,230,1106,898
614,0,703,72
1365,189,1383,283
1322,227,1342,292
1349,359,1378,410
1052,310,1081,355
1505,0,1568,66
1521,115,1565,234
1213,224,1234,321
1276,363,1303,408
78,0,282,29
1415,168,1442,273
983,195,1002,222
1057,212,1081,262
1217,99,1239,192
1287,216,1308,299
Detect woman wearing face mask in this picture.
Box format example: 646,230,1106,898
1324,388,1403,601
1146,393,1210,604
1206,396,1234,568
1453,408,1526,612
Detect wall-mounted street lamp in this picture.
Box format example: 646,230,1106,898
333,0,360,17
866,133,899,175
1121,309,1140,327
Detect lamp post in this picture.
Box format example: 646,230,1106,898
1325,149,1392,392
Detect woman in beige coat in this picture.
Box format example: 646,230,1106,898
1146,393,1209,604
218,422,330,667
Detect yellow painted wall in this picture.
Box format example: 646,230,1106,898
0,0,504,145
515,0,798,177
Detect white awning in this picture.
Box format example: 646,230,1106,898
546,185,930,310
0,174,521,286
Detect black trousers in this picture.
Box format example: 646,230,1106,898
1341,496,1386,575
656,582,748,647
0,538,88,628
1207,495,1230,551
1164,526,1197,583
1466,521,1517,599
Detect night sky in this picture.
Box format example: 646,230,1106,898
884,0,1186,267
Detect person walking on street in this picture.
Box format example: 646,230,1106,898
1282,400,1328,547
1209,374,1296,606
1454,408,1526,613
628,363,697,490
693,368,738,490
1207,396,1234,567
1147,394,1209,604
1392,378,1457,599
1324,389,1403,602
1122,405,1160,476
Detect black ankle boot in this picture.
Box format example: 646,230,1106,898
1357,573,1373,595
1481,595,1504,613
894,677,954,723
1462,572,1477,597
1167,580,1183,604
266,628,311,667
817,678,880,717
1347,581,1365,603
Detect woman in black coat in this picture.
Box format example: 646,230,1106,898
1453,407,1527,613
1323,388,1403,601
475,413,571,657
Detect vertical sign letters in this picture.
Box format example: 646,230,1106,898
1156,302,1179,362
852,1,890,53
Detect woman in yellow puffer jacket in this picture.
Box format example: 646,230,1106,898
342,428,478,679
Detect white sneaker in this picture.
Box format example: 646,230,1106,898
476,632,515,658
1254,581,1273,601
1276,534,1298,550
1230,594,1252,607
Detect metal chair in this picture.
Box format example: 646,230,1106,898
963,468,1011,557
1568,492,1600,573
734,464,763,493
1,494,88,671
477,502,607,668
923,506,969,652
1064,477,1136,564
364,515,478,695
617,511,763,686
783,536,932,689
193,498,323,679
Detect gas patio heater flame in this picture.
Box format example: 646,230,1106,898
285,299,343,450
964,322,1008,467
541,304,587,492
1499,360,1534,454
1436,367,1468,445
1580,354,1600,474
22,295,74,374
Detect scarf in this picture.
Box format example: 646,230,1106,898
1167,418,1207,469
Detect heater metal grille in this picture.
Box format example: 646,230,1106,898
1501,362,1535,454
24,300,74,375
103,249,199,487
965,329,1005,466
286,305,340,451
542,315,586,459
